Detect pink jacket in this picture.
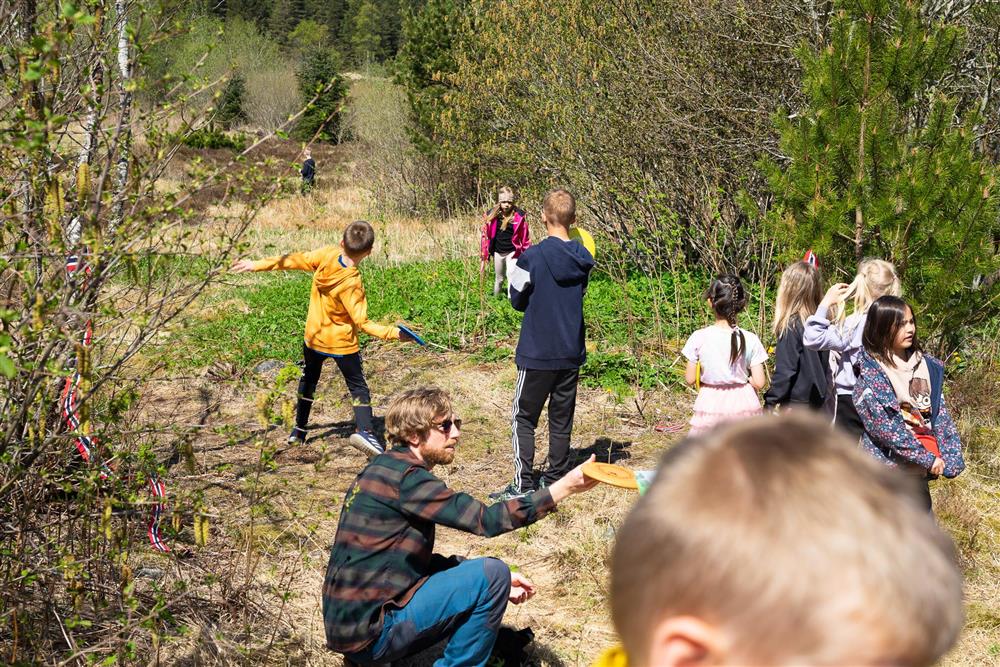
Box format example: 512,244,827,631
480,209,530,261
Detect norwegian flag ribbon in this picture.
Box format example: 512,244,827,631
803,249,819,268
63,254,169,552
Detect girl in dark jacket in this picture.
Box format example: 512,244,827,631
854,296,965,511
764,261,831,412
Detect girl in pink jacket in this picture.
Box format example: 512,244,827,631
480,187,530,296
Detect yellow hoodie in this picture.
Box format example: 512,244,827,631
252,246,400,355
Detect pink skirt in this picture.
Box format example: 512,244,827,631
689,383,762,436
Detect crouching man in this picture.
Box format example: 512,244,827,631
323,386,598,666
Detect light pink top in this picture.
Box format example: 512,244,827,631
682,326,768,385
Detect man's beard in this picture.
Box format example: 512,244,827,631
422,446,455,467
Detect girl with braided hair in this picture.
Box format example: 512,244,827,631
682,275,768,435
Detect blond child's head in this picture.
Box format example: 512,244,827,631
773,260,823,337
610,413,963,667
542,189,576,230
342,220,376,259
832,258,902,324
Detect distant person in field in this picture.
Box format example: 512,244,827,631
301,147,316,192
597,412,964,667
854,296,965,511
804,258,901,440
764,259,832,412
480,186,530,296
491,189,594,502
230,220,418,455
323,387,598,667
682,275,767,434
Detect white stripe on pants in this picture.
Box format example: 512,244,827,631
509,368,527,490
494,252,517,296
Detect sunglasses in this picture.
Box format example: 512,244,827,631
433,417,463,433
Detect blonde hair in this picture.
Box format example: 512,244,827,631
832,258,902,325
498,186,517,230
610,413,963,667
542,188,576,228
384,387,451,446
773,261,823,337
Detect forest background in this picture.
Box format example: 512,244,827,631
2,0,1000,663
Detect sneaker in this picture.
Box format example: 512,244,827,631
489,482,533,502
287,427,307,445
348,430,385,458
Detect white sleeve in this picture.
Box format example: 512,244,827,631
747,333,768,365
681,331,701,362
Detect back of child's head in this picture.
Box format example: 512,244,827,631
610,413,963,667
705,274,748,365
343,220,375,255
863,295,921,365
835,258,902,324
773,261,823,337
542,189,576,228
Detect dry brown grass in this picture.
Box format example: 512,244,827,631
223,145,479,264
138,327,1000,665
139,341,669,665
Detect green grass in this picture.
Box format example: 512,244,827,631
168,258,771,393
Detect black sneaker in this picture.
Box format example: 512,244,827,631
348,430,384,458
489,482,532,502
287,427,307,445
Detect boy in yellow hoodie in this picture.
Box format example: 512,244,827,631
231,220,414,454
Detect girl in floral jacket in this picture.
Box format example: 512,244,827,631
854,296,964,510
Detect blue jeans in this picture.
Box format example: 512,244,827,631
345,557,511,667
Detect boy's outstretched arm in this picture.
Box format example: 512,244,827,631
230,249,328,273
341,285,401,341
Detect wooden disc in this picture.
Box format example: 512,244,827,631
582,462,638,489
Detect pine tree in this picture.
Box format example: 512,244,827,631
294,50,348,142
395,0,461,156
764,0,999,342
350,0,384,65
216,72,248,128
268,0,307,44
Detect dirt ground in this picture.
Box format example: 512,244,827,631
134,340,691,665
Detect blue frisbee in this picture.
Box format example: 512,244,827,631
397,324,426,346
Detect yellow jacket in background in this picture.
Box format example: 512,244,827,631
252,246,400,355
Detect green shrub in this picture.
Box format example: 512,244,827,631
179,127,248,150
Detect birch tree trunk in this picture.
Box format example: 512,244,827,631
109,0,131,235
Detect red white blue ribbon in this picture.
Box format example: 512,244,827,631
802,249,819,268
63,254,169,552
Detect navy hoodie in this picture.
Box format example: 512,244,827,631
508,236,595,370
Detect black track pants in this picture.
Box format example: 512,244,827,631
295,344,374,433
509,367,579,492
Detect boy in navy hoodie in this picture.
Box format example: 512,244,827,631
491,189,595,501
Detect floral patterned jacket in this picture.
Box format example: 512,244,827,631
853,349,964,478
